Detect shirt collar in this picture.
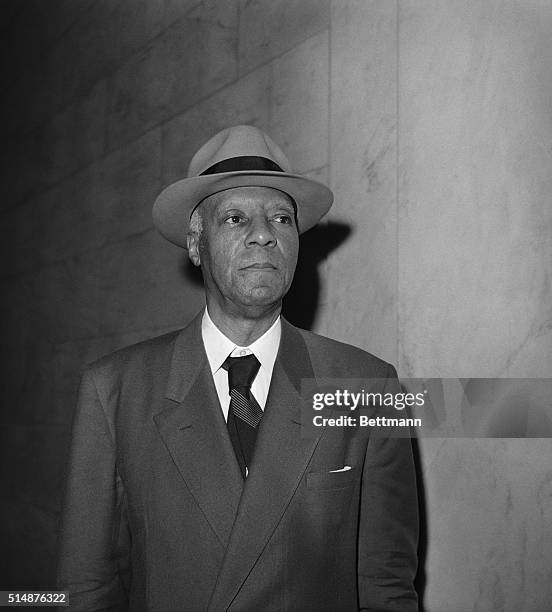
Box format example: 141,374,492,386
201,307,281,374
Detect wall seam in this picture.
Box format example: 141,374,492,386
396,0,401,373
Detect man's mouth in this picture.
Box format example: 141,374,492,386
242,262,277,269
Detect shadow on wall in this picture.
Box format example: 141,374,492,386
412,438,428,611
284,221,351,329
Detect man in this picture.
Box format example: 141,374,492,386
57,125,419,610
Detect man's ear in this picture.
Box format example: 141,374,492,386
187,232,201,267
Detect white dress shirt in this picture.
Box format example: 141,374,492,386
201,307,281,421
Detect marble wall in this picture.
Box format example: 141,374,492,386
2,1,551,609
396,3,552,610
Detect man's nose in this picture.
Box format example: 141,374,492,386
245,216,277,247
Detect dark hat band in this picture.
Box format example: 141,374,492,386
199,156,284,176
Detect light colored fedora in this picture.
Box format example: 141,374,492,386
152,125,333,248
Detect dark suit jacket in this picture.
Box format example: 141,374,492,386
57,313,418,611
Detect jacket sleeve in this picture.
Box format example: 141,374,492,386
57,367,130,611
358,364,419,611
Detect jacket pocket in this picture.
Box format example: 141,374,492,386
306,467,358,490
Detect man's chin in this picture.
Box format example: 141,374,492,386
235,286,287,309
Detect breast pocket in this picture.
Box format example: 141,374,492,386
306,467,358,491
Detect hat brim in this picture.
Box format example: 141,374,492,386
152,170,333,248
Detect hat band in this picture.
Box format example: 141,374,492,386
199,156,284,176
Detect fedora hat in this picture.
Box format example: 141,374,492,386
152,125,333,248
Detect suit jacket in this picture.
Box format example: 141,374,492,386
57,312,419,611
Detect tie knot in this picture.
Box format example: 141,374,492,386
222,354,261,390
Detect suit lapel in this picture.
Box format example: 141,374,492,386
153,312,243,548
208,319,324,611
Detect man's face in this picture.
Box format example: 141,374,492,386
187,186,299,315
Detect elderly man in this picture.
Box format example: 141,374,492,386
57,125,419,610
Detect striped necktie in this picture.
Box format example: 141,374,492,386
222,354,263,478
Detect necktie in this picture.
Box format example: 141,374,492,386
222,354,263,478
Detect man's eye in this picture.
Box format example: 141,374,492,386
274,215,292,224
224,215,242,224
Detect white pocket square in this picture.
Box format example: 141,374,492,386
329,465,352,473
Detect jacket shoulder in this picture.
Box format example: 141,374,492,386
293,326,396,378
86,328,183,381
